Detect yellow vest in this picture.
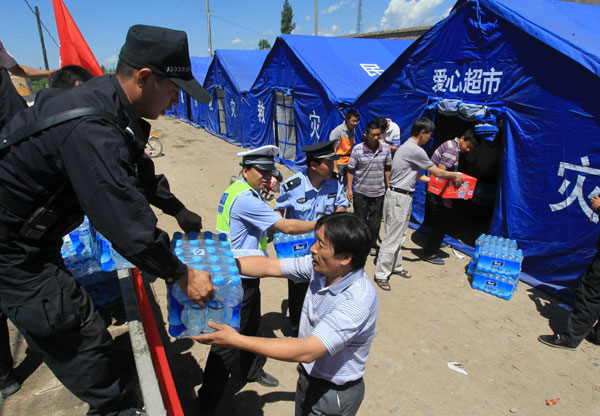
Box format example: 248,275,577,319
216,181,268,251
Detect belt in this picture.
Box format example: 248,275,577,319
297,364,363,389
389,186,413,195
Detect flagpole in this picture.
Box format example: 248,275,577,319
35,6,50,70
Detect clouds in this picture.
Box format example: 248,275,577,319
319,24,343,37
102,54,118,68
380,0,448,29
232,38,242,45
321,1,352,14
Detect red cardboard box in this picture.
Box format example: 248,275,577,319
427,173,477,199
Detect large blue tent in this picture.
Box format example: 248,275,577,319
354,0,600,302
165,56,212,126
249,34,413,170
203,49,269,146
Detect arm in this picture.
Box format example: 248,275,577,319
433,164,452,208
346,168,354,203
417,173,430,183
8,64,54,79
235,255,286,278
272,218,316,234
193,323,328,363
384,165,391,189
427,165,464,185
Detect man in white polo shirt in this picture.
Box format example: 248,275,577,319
194,212,378,416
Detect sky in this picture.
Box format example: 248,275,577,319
1,0,455,70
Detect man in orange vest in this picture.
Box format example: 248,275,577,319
330,109,360,186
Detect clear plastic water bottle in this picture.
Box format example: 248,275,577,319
206,275,226,330
226,274,243,329
181,303,207,335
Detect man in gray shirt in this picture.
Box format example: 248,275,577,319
373,118,463,291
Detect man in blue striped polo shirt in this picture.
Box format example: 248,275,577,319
420,129,478,265
347,121,392,256
194,212,378,416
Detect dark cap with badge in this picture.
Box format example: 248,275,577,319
301,141,339,161
119,24,211,104
238,145,279,171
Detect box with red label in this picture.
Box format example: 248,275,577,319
427,173,477,199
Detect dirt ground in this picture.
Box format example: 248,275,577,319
2,116,599,415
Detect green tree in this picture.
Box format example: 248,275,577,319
258,39,271,50
280,0,296,34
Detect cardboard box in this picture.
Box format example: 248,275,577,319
428,173,477,199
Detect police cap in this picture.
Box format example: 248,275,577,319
301,141,339,161
237,145,279,171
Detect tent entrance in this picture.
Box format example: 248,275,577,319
216,88,227,135
273,91,297,162
422,112,503,247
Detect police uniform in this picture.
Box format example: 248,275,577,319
199,146,282,408
0,26,210,414
275,141,348,336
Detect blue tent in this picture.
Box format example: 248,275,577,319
249,34,413,170
203,49,269,146
354,0,600,302
165,56,212,125
189,56,213,127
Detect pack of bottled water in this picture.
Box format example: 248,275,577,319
88,223,135,271
468,234,524,300
273,232,316,258
167,231,243,338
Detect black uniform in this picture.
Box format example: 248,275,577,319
0,75,187,415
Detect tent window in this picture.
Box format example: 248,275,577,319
273,91,296,162
217,88,227,135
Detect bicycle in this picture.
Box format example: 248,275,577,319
145,132,164,158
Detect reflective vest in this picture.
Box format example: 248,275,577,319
216,181,268,254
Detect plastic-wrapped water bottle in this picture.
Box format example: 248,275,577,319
206,275,226,330
226,274,243,329
181,304,207,335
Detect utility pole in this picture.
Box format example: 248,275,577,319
35,6,50,70
314,0,318,36
206,0,213,57
356,0,363,34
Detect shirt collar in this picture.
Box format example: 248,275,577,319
362,141,382,154
111,75,150,149
318,267,365,295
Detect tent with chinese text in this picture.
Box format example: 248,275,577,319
203,49,269,146
249,34,413,170
166,56,212,127
354,0,600,302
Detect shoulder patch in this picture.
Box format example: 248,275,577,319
296,197,307,204
327,192,337,198
283,177,302,192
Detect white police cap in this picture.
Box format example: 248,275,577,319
237,145,279,171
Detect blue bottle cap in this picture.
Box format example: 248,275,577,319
218,233,228,241
220,241,230,249
212,275,224,285
173,232,183,240
228,266,239,274
211,265,222,273
224,250,234,257
177,256,186,262
204,231,214,239
174,248,184,255
226,257,235,266
192,255,203,263
192,264,205,270
189,239,199,246
230,274,241,285
207,247,217,255
188,231,199,239
175,240,183,247
205,239,215,246
209,255,220,264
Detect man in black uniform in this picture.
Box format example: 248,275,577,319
0,25,214,415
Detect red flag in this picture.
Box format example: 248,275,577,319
52,0,103,76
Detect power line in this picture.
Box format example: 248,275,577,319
211,14,266,37
22,0,59,48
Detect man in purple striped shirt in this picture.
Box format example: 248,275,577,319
347,121,392,256
420,129,479,265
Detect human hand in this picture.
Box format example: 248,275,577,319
591,195,600,212
346,189,353,204
192,322,241,347
174,207,203,232
177,268,214,307
452,173,464,186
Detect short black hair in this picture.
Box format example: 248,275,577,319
365,121,380,135
115,60,167,82
410,117,435,137
345,109,359,120
315,212,371,270
463,129,479,145
375,117,388,131
49,65,93,88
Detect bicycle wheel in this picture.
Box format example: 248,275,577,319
145,136,163,158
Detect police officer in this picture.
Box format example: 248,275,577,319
198,145,316,414
275,141,348,336
0,25,214,414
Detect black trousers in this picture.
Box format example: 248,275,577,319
352,193,384,249
423,192,452,257
0,229,127,415
198,279,266,407
564,253,600,346
287,280,309,337
0,310,13,385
